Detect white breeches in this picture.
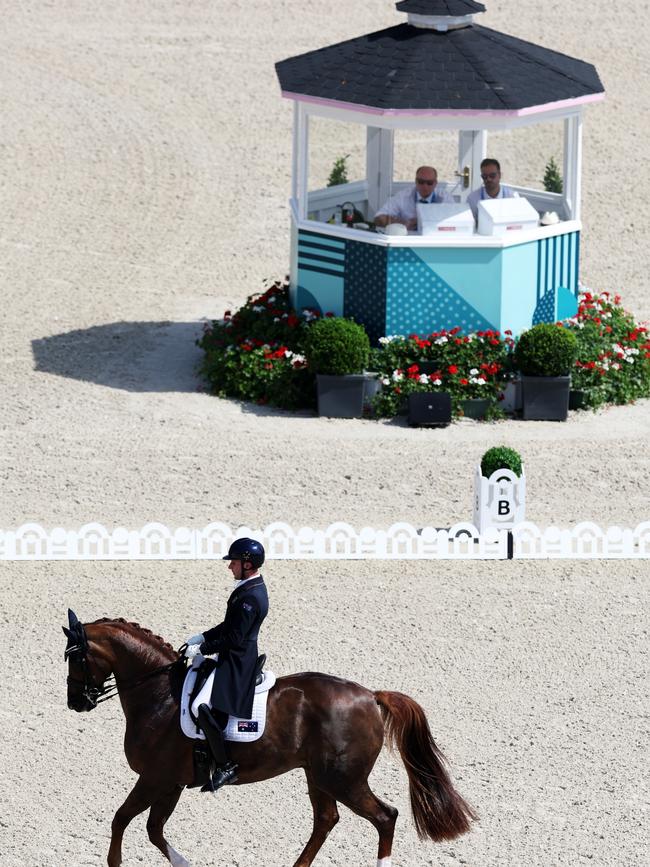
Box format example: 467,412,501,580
190,671,216,718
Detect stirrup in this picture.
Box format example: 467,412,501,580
201,762,238,794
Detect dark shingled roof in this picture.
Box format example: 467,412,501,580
395,1,485,14
276,23,604,112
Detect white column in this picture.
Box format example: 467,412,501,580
457,130,487,200
366,127,394,217
294,103,310,220
563,113,583,221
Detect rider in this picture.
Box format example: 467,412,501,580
185,537,269,793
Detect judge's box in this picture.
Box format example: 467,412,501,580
417,203,475,236
477,196,539,236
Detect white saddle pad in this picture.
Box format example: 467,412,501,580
180,656,276,743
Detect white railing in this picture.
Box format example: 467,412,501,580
1,521,649,561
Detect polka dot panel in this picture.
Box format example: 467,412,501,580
386,247,495,336
533,288,556,325
344,240,387,344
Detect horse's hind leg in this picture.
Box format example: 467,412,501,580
292,778,340,867
107,776,155,867
146,785,189,866
338,783,398,866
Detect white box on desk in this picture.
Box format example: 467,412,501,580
477,196,539,236
417,203,475,236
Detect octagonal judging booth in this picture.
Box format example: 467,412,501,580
276,0,604,342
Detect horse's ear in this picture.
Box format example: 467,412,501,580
68,609,79,629
62,626,72,638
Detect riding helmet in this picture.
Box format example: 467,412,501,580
223,537,265,569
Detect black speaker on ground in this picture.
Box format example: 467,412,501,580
407,392,452,428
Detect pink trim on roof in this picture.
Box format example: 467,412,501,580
281,90,605,117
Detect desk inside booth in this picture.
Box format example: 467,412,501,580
290,189,580,343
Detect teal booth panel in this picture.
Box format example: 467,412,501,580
500,241,539,335
410,246,502,327
385,247,496,336
295,230,346,316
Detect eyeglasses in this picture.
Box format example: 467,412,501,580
415,178,436,186
481,172,499,180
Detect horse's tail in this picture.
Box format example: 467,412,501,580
375,690,477,841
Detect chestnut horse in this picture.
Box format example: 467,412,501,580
63,611,476,867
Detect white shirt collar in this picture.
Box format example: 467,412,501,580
233,572,260,590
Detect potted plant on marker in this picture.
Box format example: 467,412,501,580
473,446,526,532
304,316,370,418
514,323,578,420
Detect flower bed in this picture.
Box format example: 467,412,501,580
197,280,318,410
369,329,513,419
563,290,650,409
197,282,650,418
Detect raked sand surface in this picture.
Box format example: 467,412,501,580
0,2,648,866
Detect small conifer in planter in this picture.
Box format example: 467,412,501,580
304,317,371,418
514,324,578,420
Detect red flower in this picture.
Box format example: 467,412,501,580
459,378,468,385
448,365,458,374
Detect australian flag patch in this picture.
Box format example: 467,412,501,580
237,720,259,733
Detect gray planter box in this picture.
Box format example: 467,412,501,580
521,375,571,421
316,374,367,418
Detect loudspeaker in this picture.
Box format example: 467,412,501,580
407,392,452,428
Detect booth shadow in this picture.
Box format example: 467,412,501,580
32,321,206,393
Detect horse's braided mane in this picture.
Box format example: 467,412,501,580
91,617,175,653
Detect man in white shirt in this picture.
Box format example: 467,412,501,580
375,165,452,231
467,158,515,221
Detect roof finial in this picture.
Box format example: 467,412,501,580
396,1,486,32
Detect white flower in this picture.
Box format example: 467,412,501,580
381,377,390,386
419,374,429,384
273,317,280,323
470,368,479,376
268,295,276,302
435,336,448,345
432,378,442,386
392,371,404,382
252,305,264,313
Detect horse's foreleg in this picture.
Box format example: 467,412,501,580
146,785,189,866
107,776,156,867
292,778,340,867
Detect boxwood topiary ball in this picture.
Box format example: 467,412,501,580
514,323,578,377
481,446,523,479
304,317,370,376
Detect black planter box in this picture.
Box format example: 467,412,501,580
407,392,452,427
316,374,367,418
521,375,571,421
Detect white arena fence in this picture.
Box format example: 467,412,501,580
1,521,650,561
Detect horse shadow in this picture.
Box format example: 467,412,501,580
31,321,207,393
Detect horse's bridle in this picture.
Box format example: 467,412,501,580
65,622,181,710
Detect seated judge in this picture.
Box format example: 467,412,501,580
467,158,515,221
374,166,452,231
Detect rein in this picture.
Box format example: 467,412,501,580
66,640,183,706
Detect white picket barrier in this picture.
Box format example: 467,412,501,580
1,521,649,560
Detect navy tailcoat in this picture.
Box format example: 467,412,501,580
200,575,268,718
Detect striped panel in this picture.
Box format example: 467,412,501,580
298,230,346,277
536,231,579,300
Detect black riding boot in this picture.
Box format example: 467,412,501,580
197,704,238,793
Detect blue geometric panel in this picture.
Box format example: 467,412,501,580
533,285,579,325
386,247,496,336
344,240,387,344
